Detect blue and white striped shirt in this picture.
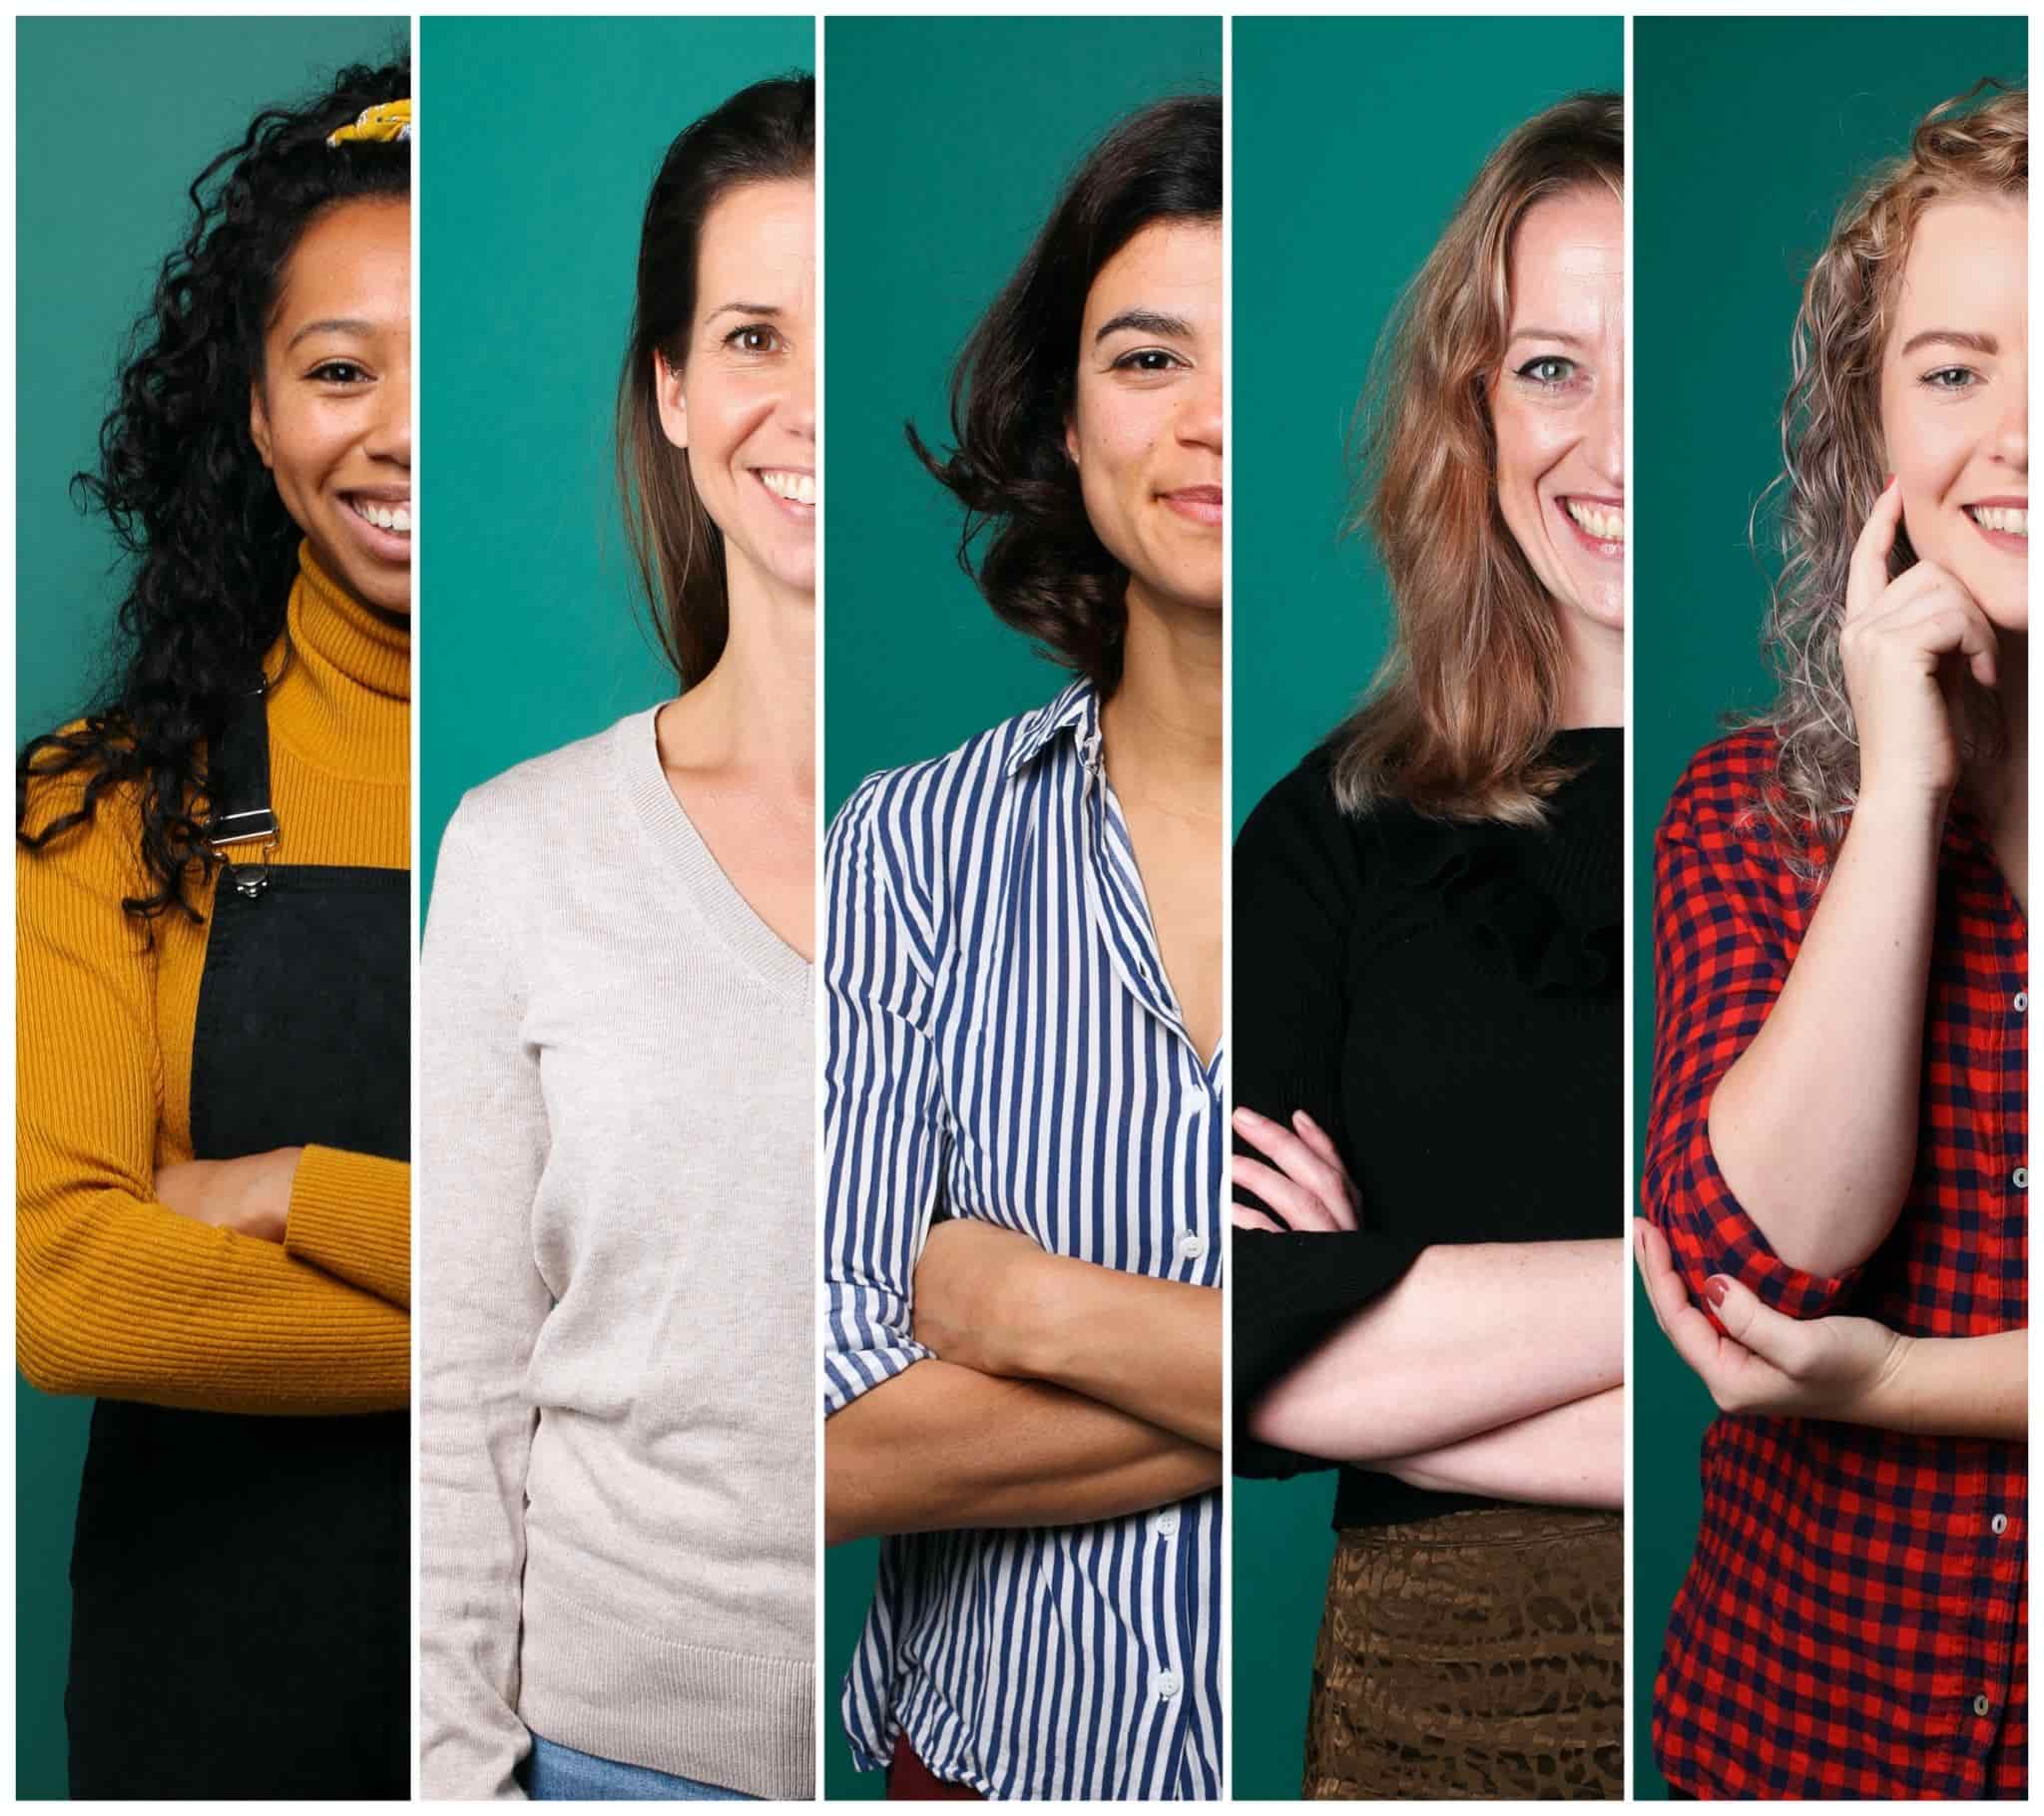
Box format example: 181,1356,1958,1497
822,678,1225,1801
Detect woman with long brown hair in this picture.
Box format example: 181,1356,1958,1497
1231,92,1625,1798
1638,83,2025,1800
417,74,815,1800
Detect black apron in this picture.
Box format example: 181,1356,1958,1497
65,684,409,1800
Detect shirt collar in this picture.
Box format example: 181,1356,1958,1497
1004,677,1102,778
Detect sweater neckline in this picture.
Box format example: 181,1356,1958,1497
614,704,812,1001
264,541,411,781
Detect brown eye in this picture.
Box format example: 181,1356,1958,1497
727,324,782,355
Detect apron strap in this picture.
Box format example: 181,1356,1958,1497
203,683,277,849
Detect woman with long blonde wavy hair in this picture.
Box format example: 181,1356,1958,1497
1636,82,2026,1799
1232,92,1625,1798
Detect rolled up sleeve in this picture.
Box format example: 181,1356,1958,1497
821,776,946,1416
1642,761,1861,1318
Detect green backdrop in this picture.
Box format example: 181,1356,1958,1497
1631,16,2025,1799
12,18,405,1800
419,16,813,907
1230,17,1622,1801
821,16,1220,1799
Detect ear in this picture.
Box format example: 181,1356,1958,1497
1063,413,1079,470
250,381,274,470
654,348,688,452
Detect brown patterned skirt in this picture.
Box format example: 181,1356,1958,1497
1303,1507,1624,1800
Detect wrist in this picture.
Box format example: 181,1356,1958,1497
1000,1248,1090,1384
1848,1329,1919,1428
1848,780,1951,844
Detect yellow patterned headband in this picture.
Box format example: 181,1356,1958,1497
327,100,411,148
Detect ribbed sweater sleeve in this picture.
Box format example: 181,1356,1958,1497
16,770,409,1414
418,790,553,1801
285,1146,412,1308
1231,759,1427,1479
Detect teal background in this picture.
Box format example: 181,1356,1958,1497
822,16,1220,1798
13,17,405,1800
1230,17,1622,1800
420,16,812,909
1631,17,2025,1797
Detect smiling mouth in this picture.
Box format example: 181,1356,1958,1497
346,494,411,537
1965,502,2028,542
756,468,815,508
1162,485,1223,528
1557,495,1625,557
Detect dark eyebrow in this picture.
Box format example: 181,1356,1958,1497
705,301,782,324
1094,308,1192,344
285,316,375,350
1507,327,1588,349
1899,328,1998,356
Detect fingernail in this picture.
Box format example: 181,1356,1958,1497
1292,1110,1318,1134
1884,473,1895,489
1232,1107,1264,1129
1704,1275,1731,1307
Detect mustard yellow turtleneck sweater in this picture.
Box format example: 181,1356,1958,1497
18,543,410,1414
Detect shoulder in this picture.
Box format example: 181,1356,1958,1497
441,711,645,853
828,687,1081,882
1237,744,1345,863
1657,726,1780,846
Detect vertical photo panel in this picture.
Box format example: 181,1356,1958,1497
821,13,1224,1801
1231,12,1625,1802
16,14,411,1800
416,15,818,1803
1633,16,2027,1801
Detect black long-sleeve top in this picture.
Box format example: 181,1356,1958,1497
1232,726,1622,1528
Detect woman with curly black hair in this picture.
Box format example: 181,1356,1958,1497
821,94,1225,1799
17,56,410,1799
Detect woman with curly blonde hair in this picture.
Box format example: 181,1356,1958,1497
1232,91,1624,1799
1637,82,2026,1799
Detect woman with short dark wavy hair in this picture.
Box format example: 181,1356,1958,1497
17,53,412,1799
822,92,1227,1799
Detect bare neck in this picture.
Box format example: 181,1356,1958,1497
1557,610,1626,729
1098,584,1223,816
658,567,815,798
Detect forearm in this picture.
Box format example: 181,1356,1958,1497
1006,1257,1221,1447
1709,796,1941,1276
1248,1237,1622,1462
19,1184,409,1414
284,1147,411,1308
824,1356,1219,1545
1850,1328,2026,1439
1369,1385,1624,1509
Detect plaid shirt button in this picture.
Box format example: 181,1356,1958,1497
1992,1513,2010,1535
2016,991,2028,1013
2015,1167,2029,1191
1975,1694,1993,1718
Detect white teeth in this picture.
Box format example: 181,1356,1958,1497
1969,505,2029,539
350,498,411,535
1565,498,1626,545
759,470,816,506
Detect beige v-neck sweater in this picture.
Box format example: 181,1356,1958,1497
419,708,814,1800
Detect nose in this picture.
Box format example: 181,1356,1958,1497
365,347,412,469
1178,357,1222,455
1584,355,1624,490
1994,355,2027,472
784,333,816,443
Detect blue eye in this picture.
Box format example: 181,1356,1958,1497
1921,365,1979,391
1516,355,1576,386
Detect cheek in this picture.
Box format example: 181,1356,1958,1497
1492,398,1567,500
1075,385,1163,485
685,372,772,474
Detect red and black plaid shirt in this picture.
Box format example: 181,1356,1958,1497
1645,728,2027,1800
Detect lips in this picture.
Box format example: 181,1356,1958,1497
1162,484,1223,528
753,466,815,519
1964,498,2028,552
1556,494,1625,559
341,490,411,560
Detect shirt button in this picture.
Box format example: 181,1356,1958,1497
2015,1167,2029,1191
1991,1513,2010,1535
1153,1668,1181,1701
1152,1508,1179,1538
1974,1693,1992,1718
1177,1230,1208,1262
2016,992,2028,1013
